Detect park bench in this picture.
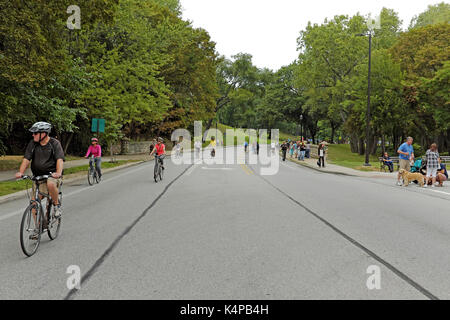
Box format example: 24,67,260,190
378,156,399,172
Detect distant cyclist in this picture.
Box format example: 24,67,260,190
210,136,216,157
85,137,102,180
15,122,65,218
150,137,166,169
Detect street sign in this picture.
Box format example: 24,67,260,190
91,118,105,133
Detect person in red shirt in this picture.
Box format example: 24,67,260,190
85,137,102,180
150,137,166,170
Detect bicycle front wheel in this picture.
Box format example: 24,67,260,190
159,165,164,181
154,161,159,183
20,202,42,257
88,167,95,185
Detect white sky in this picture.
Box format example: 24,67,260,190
181,0,445,71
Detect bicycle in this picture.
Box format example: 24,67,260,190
154,154,165,182
88,155,100,185
19,175,62,257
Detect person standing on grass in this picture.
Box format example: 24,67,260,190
397,137,414,186
424,143,440,188
318,143,325,168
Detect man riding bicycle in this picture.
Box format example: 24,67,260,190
150,137,166,170
15,122,65,218
85,137,102,180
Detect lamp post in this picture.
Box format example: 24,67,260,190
357,30,373,166
300,114,303,141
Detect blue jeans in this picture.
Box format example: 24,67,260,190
305,149,310,158
90,157,102,177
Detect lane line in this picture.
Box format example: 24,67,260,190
249,164,439,300
64,163,193,300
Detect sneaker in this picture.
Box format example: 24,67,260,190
423,184,427,188
396,181,402,186
53,204,62,218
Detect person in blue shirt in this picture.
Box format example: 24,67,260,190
397,137,415,185
382,152,394,172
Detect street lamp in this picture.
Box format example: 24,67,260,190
299,114,303,141
357,30,373,167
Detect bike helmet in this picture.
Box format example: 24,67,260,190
158,137,164,142
29,122,52,133
91,138,98,142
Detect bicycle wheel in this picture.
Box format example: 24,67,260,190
88,167,95,185
159,165,164,181
20,202,43,257
48,186,62,240
154,161,159,183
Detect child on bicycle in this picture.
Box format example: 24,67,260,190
85,137,102,180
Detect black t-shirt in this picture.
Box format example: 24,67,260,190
24,138,65,176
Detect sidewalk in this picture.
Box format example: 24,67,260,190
284,155,396,179
0,154,151,182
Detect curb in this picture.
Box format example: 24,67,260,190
285,156,357,176
0,160,145,205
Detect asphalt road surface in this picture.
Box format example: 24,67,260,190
0,147,449,300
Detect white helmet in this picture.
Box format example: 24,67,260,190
29,122,52,133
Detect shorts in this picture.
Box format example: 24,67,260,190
31,177,62,197
399,159,410,171
426,167,438,178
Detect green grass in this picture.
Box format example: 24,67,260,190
0,155,84,172
0,160,140,197
326,144,381,171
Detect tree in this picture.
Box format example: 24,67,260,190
410,2,450,29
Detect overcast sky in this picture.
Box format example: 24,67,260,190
181,0,445,71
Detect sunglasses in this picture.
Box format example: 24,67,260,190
32,133,41,136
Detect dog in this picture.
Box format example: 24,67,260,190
399,169,425,187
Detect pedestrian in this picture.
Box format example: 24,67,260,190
305,141,310,158
290,141,296,158
299,142,306,161
424,143,440,188
436,163,447,187
149,139,156,154
397,137,415,186
281,141,288,161
318,143,325,167
256,141,260,155
382,152,394,173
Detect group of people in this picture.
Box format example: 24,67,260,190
382,137,448,187
280,139,314,163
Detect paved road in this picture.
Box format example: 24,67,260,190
0,147,449,300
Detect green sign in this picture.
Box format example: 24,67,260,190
91,118,105,133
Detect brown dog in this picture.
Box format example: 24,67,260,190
399,169,425,187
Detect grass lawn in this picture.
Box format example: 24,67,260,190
326,144,381,172
0,160,140,197
0,155,84,172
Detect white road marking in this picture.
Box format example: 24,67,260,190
201,167,233,170
426,189,450,196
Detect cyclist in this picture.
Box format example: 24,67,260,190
210,136,216,157
15,122,65,218
150,137,166,170
85,137,102,181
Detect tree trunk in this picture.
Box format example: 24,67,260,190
358,137,365,155
330,125,335,144
381,134,386,155
370,135,378,155
64,132,74,155
350,133,358,153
